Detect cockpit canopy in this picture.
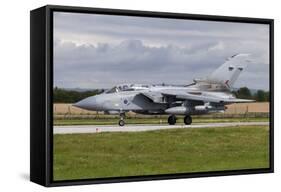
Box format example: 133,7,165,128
105,84,150,94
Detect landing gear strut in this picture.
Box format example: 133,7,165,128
168,115,177,125
118,113,125,126
184,115,192,125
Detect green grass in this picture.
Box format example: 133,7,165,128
53,125,270,181
54,117,269,126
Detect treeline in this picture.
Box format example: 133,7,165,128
53,87,103,103
232,87,269,102
53,87,269,103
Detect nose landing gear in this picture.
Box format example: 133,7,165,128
118,119,125,126
118,113,126,126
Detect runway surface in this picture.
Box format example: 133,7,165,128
54,122,269,134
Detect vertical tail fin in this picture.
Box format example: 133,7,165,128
206,54,251,88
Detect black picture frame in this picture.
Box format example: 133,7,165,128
30,5,274,187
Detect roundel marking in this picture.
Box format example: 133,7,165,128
123,99,129,105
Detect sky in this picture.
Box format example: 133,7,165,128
53,12,270,90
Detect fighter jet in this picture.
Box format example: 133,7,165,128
74,54,253,126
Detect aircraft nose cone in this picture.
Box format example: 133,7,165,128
73,96,98,110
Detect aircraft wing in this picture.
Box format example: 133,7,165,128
159,90,254,104
138,92,165,103
160,90,223,103
138,90,254,104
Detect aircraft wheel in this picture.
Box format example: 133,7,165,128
118,119,125,126
184,115,192,125
168,115,176,125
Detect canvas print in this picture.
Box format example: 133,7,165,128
52,12,270,181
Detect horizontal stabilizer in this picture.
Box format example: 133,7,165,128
222,98,255,104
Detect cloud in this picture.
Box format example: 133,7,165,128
53,12,270,90
54,12,269,49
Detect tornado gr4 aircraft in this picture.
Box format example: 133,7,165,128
74,54,253,126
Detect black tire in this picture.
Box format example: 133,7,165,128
184,115,192,125
118,120,125,126
168,115,176,125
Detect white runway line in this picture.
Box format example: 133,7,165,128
54,122,269,134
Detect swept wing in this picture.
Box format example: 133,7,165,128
138,90,254,104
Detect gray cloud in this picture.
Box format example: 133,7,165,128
54,12,270,90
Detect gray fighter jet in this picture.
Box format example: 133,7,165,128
74,54,253,126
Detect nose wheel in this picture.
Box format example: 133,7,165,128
118,113,126,126
168,115,177,125
118,119,125,126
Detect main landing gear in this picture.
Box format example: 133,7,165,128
184,115,192,125
168,115,177,125
118,113,125,126
167,115,192,125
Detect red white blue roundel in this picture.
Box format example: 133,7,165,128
123,99,129,105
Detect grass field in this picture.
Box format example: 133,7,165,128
53,125,270,181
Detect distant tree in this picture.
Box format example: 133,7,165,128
53,88,100,103
255,90,266,101
265,91,270,101
236,87,252,99
233,87,269,102
254,90,270,102
231,90,238,97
